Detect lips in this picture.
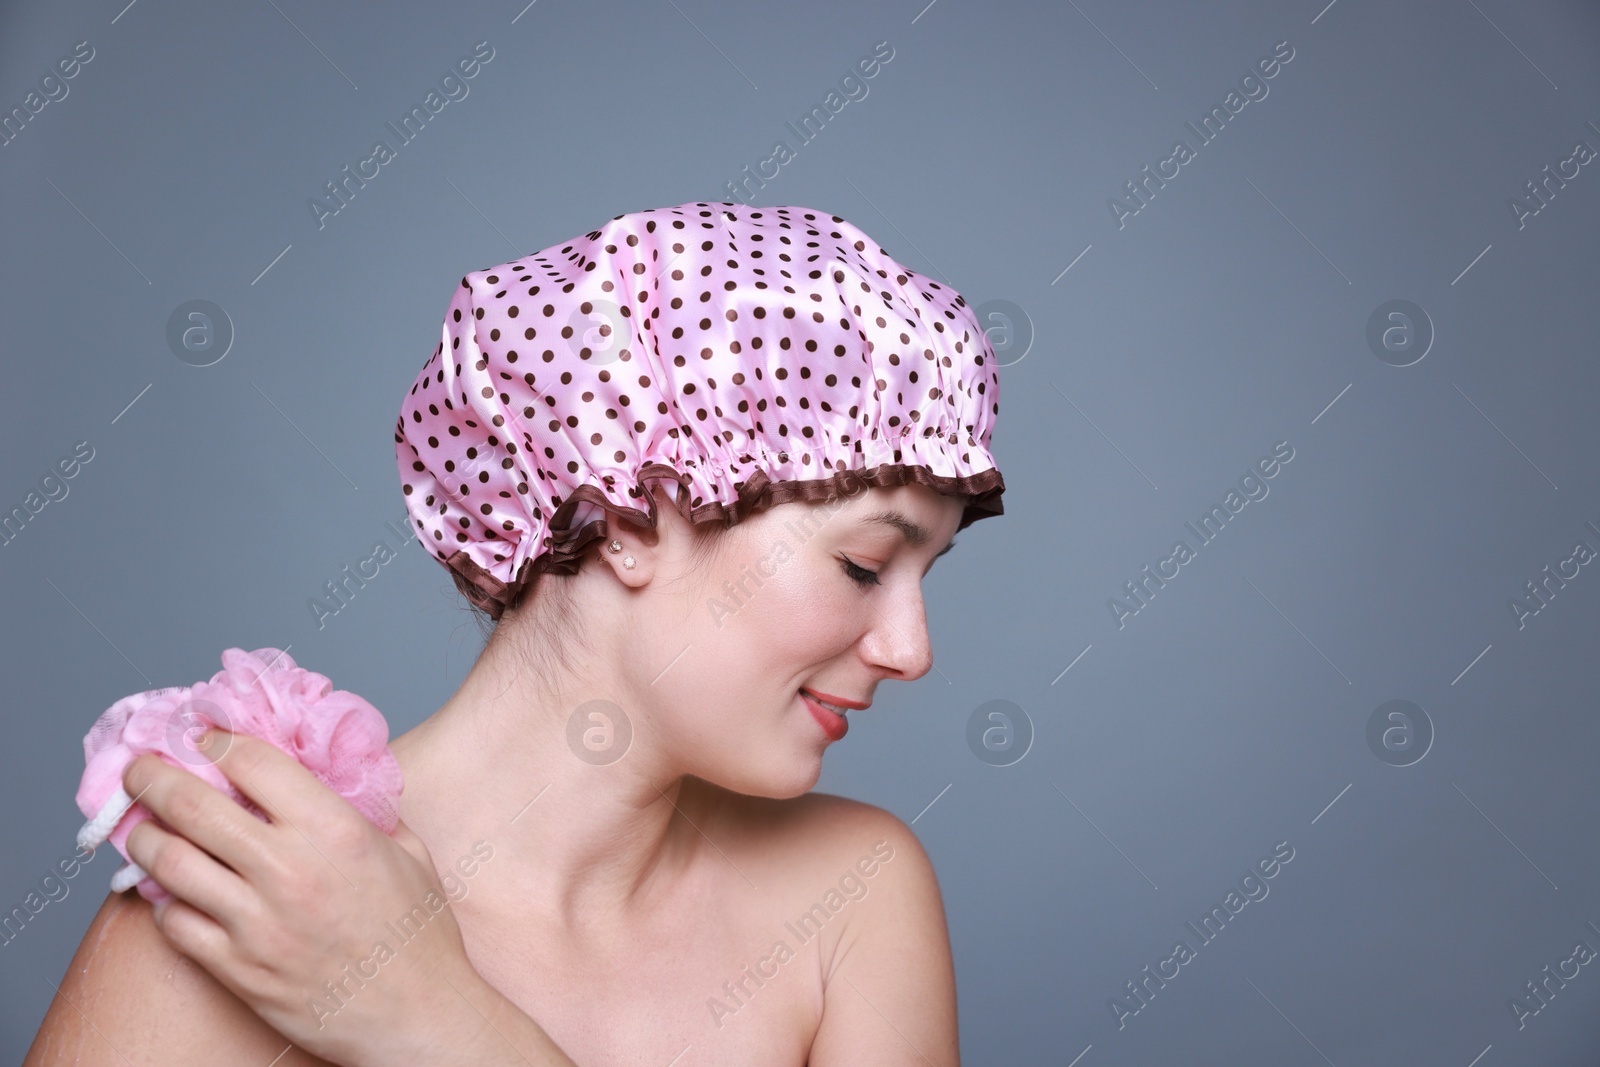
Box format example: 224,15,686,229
803,691,851,715
799,690,850,741
800,688,869,712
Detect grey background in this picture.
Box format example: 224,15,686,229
3,0,1598,1062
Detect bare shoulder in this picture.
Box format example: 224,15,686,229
706,789,959,1064
23,890,330,1067
701,784,951,969
702,785,934,883
769,791,948,950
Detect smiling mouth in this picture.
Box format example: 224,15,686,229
800,688,866,715
803,692,850,716
799,690,850,742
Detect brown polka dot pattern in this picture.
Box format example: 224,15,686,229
394,201,1006,620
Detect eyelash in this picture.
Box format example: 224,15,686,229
839,556,881,588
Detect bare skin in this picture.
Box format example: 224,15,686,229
26,481,966,1066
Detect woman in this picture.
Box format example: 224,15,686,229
25,201,1006,1065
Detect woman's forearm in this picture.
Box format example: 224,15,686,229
369,971,579,1067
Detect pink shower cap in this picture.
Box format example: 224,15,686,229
75,647,404,904
395,200,1006,619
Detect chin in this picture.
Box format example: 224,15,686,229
703,753,824,800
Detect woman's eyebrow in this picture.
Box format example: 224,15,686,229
862,509,958,558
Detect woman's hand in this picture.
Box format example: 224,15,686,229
121,728,497,1067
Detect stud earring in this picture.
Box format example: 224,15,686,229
622,556,636,569
607,539,623,553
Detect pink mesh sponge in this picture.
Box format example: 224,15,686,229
75,647,405,904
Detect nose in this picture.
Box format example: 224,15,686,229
858,581,935,681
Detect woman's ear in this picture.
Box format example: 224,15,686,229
600,476,704,587
599,512,662,588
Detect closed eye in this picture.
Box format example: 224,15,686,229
839,555,881,588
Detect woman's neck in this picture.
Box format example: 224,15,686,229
387,644,709,941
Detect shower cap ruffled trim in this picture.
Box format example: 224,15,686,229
448,463,1004,621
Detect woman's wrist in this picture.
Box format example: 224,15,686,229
362,968,578,1067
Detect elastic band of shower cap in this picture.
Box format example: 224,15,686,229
394,200,1006,621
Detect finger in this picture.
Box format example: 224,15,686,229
122,752,277,883
149,893,236,984
386,818,436,869
199,730,366,839
126,818,252,931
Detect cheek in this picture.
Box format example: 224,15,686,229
692,542,860,666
